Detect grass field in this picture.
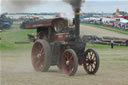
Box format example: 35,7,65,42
1,24,128,85
0,24,36,51
1,24,127,51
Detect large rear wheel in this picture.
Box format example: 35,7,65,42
83,49,100,74
31,40,51,72
61,49,78,76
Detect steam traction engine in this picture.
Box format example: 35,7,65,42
28,11,99,76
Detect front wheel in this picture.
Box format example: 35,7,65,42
83,49,100,74
61,49,78,76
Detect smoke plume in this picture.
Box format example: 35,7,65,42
10,0,41,8
63,0,85,12
2,0,43,12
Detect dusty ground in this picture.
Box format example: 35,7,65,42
1,25,128,85
80,25,128,39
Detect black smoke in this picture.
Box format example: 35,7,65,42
2,0,42,12
63,0,85,12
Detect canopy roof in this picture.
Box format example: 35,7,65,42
120,19,128,24
25,18,68,28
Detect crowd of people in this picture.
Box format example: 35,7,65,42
81,17,128,30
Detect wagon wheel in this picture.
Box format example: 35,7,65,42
83,49,99,74
31,40,51,72
61,49,78,76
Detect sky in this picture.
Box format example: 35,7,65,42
0,0,128,14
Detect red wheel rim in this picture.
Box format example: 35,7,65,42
62,50,75,76
32,42,45,71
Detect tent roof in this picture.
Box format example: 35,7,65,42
120,19,128,24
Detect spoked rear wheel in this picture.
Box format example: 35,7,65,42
83,49,99,74
31,40,51,72
61,49,78,76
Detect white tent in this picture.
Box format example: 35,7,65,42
120,19,128,24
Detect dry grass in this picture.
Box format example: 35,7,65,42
1,48,128,85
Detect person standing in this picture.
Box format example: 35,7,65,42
111,40,114,48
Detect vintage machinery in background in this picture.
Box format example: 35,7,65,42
0,13,13,29
26,9,100,76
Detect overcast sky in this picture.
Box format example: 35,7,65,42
0,0,128,14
